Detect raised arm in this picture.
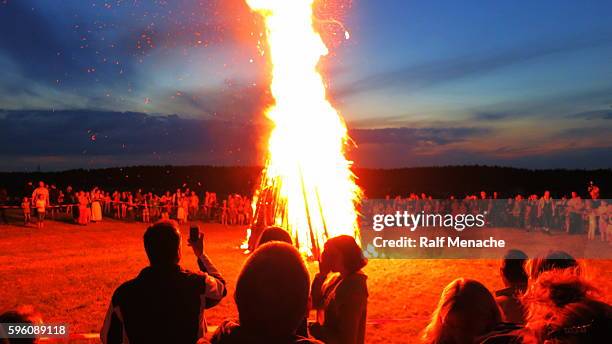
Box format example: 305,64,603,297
189,231,227,306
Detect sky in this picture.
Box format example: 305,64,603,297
0,0,611,171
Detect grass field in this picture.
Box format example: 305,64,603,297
1,219,611,343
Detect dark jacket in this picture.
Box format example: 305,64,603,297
101,254,226,344
311,272,368,344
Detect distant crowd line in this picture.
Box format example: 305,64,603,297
1,181,610,243
368,185,610,243
0,181,253,228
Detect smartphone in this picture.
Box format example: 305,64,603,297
189,225,200,242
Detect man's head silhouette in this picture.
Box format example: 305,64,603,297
144,220,182,266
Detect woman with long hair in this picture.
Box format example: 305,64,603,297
422,278,503,344
310,235,368,344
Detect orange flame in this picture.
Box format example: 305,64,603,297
246,0,360,257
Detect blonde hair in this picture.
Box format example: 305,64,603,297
422,278,501,344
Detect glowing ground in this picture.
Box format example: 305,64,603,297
1,221,610,343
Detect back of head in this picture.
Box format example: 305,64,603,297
235,242,309,339
528,250,579,280
143,220,181,266
522,270,611,343
256,226,292,248
324,235,367,274
0,306,41,344
422,278,501,344
501,249,528,287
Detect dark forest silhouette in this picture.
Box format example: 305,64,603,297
0,165,610,200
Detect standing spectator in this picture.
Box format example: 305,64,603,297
31,181,49,205
142,197,150,223
512,195,524,228
310,235,368,344
104,192,112,215
35,194,46,229
177,194,187,224
23,181,35,200
91,189,103,222
49,184,59,219
77,191,90,225
599,201,610,242
65,186,78,220
160,192,171,220
539,191,554,234
21,197,31,226
567,192,583,234
101,220,226,344
221,200,228,226
112,191,120,218
189,192,199,220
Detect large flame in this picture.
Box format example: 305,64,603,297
246,0,360,257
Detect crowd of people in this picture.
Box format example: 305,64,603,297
1,220,611,344
367,184,611,243
0,181,253,228
2,181,610,241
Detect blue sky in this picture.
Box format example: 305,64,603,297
0,0,610,171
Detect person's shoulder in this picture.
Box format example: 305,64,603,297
337,272,368,298
178,268,210,288
342,271,368,287
111,276,142,304
180,268,205,279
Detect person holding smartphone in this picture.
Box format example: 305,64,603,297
101,220,227,344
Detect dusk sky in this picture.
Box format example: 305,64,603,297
1,0,611,171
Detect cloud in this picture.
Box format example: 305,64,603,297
567,109,612,120
350,144,612,170
0,109,266,170
472,112,514,121
558,126,612,139
334,32,612,98
350,127,491,146
0,109,610,171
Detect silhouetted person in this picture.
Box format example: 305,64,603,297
210,242,321,344
101,220,226,344
495,249,528,324
521,270,612,343
254,226,309,338
256,226,293,247
0,306,42,344
422,278,517,344
527,250,579,281
311,235,368,344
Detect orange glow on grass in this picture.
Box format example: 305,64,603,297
246,0,360,257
